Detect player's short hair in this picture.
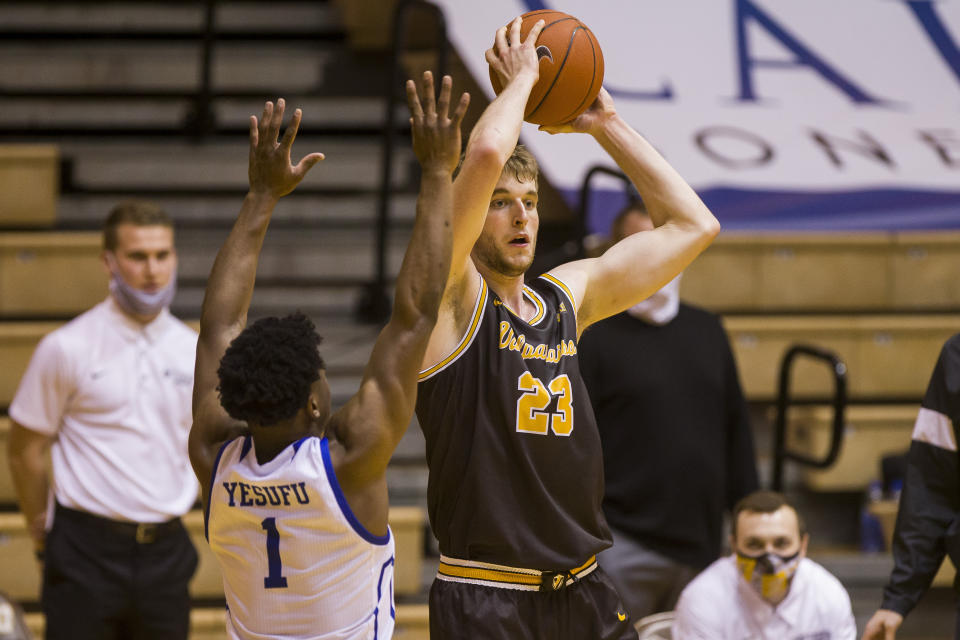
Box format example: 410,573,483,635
610,200,649,242
503,144,539,188
732,490,807,539
217,312,326,426
103,200,174,251
452,144,539,189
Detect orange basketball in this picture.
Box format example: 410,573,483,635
489,10,604,127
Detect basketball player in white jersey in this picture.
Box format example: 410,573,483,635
188,72,468,639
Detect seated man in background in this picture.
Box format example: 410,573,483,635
579,201,758,622
674,490,856,639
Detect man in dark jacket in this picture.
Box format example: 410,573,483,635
579,203,759,621
862,333,960,640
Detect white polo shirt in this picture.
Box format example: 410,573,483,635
674,555,857,640
10,297,199,524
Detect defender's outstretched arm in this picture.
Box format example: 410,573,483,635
330,72,468,488
189,99,324,492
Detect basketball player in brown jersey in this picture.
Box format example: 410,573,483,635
415,16,721,640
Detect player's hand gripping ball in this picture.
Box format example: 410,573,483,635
489,10,604,127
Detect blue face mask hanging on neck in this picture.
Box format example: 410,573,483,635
105,253,177,318
109,273,176,317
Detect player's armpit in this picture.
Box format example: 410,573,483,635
568,221,712,332
421,268,483,371
189,392,246,501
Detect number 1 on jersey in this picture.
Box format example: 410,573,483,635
261,517,288,589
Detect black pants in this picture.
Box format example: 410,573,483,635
42,504,198,640
429,567,637,640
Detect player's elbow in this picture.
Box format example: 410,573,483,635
393,287,443,330
7,423,50,466
463,139,511,175
688,209,721,249
698,206,721,240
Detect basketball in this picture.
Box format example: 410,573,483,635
488,10,604,127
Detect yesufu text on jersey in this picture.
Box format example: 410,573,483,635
222,481,310,507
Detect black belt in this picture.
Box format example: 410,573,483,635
55,503,183,544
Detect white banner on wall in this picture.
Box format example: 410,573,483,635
432,0,960,230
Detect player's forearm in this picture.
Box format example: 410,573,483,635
200,191,277,333
466,71,537,162
447,73,535,273
594,114,720,239
7,431,50,549
393,170,454,323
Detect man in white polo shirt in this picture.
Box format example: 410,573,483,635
6,201,198,639
674,490,856,639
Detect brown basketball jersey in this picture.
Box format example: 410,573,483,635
416,273,611,570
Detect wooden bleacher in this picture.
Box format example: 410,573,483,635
725,314,960,399
783,405,917,491
671,234,960,500
0,232,105,316
4,314,956,409
0,145,59,228
4,230,958,320
23,605,431,640
683,232,960,311
0,322,60,405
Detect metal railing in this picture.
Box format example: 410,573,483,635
576,164,631,254
771,344,848,492
358,0,448,323
185,0,218,140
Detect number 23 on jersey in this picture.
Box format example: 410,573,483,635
515,371,573,436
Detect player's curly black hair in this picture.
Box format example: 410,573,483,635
217,312,325,426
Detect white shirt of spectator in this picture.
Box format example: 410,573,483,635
674,555,857,640
10,297,199,524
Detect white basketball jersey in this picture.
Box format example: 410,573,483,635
206,435,395,640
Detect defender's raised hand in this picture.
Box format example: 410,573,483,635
248,98,325,199
406,71,470,174
486,16,545,89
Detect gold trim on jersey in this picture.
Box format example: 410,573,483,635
540,273,578,316
437,555,598,592
540,272,578,336
495,285,546,326
418,279,487,381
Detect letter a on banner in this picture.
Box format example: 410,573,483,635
735,0,882,104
